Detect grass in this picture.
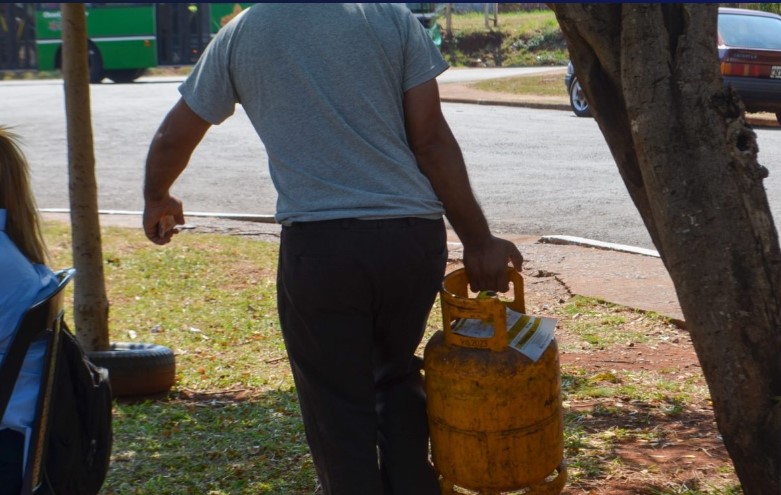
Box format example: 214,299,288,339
42,220,737,494
554,295,673,351
434,9,571,97
1,70,61,80
470,69,568,98
445,9,560,34
440,9,569,67
110,391,313,494
561,367,707,413
45,222,316,494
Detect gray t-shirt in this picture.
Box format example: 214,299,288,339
179,3,449,224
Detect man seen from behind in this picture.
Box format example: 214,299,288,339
143,4,523,494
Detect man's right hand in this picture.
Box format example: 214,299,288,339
142,98,211,245
143,195,185,245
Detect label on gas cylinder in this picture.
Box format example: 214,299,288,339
506,310,556,361
452,309,556,361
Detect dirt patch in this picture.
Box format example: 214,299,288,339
444,261,739,494
530,273,736,494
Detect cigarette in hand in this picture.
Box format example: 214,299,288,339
158,215,177,238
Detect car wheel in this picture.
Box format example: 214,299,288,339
569,77,592,118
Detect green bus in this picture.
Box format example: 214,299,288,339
33,3,251,83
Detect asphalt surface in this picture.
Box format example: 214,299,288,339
42,72,687,326
40,69,691,324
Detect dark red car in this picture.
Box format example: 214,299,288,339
719,7,781,124
566,7,781,123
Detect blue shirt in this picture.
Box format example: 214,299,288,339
0,209,58,454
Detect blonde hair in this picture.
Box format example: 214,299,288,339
0,126,49,264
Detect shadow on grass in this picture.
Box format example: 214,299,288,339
562,371,738,494
104,388,318,495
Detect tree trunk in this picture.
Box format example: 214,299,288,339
61,3,110,352
550,4,781,492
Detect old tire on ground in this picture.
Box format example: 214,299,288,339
88,342,175,397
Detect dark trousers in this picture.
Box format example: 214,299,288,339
277,217,446,495
0,428,24,495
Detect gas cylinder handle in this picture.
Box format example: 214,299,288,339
440,267,525,352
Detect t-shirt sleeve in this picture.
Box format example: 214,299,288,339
401,10,449,92
178,13,244,125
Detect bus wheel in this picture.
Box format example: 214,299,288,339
105,69,146,84
88,42,104,84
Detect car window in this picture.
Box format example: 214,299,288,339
718,13,781,50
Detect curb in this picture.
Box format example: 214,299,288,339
446,235,658,259
40,208,276,223
440,95,571,112
539,235,660,258
440,94,778,128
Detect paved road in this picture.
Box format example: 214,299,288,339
3,73,781,250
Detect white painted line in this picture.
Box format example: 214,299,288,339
539,235,660,258
40,208,277,224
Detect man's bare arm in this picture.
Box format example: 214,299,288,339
404,79,523,291
143,98,211,244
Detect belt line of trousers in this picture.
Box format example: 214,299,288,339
277,217,446,495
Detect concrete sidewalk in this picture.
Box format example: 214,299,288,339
445,231,683,325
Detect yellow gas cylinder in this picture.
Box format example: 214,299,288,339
424,268,566,495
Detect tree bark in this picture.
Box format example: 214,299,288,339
61,3,110,352
550,4,781,492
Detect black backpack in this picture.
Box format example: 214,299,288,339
0,269,112,495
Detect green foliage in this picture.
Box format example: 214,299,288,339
440,9,568,67
502,26,568,66
758,3,781,14
723,3,781,15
